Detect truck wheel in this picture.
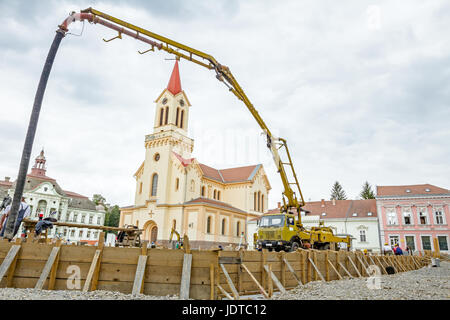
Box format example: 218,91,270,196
290,242,299,252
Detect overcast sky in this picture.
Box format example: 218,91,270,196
0,0,449,209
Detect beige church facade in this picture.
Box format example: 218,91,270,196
120,61,271,248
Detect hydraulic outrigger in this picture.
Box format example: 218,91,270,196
5,8,349,251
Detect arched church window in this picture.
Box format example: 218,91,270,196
217,191,221,201
180,110,184,129
261,194,264,212
159,108,164,126
221,218,226,235
176,107,180,127
257,191,261,212
164,107,169,125
236,221,241,237
151,174,158,197
213,190,217,199
207,216,212,234
201,186,205,197
190,179,195,192
254,192,257,211
175,178,179,191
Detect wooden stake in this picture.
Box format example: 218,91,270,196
261,249,267,290
313,251,318,281
308,257,325,282
356,255,370,276
267,264,273,297
210,263,215,300
300,250,306,285
132,255,148,295
347,256,362,277
48,240,62,290
283,258,302,285
217,284,233,300
83,249,102,292
241,263,268,298
0,245,21,285
264,264,286,294
338,262,353,278
180,253,193,299
280,251,286,287
220,263,240,300
327,259,343,280
325,250,330,281
35,246,60,289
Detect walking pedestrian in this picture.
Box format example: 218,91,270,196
0,197,31,238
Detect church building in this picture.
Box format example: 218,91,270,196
120,61,271,248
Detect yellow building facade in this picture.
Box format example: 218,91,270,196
119,61,271,248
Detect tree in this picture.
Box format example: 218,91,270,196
330,181,347,200
360,181,375,199
105,205,120,228
93,194,106,206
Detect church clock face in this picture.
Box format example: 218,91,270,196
162,97,168,105
179,99,185,106
154,153,160,161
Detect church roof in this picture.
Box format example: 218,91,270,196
198,163,261,184
172,152,194,167
167,60,182,95
184,197,247,214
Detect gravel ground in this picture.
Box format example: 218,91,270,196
273,261,450,300
0,288,179,300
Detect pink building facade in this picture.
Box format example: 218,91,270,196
376,184,450,253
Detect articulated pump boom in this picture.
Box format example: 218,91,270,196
6,8,349,250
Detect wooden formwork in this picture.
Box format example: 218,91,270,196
0,239,431,300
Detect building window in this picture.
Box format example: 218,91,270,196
73,213,78,223
87,231,91,239
190,180,195,192
438,236,448,251
236,221,241,237
159,108,164,126
254,192,257,211
139,182,143,194
97,216,101,225
403,210,412,225
261,194,264,212
201,186,205,197
405,236,415,251
180,110,184,129
387,209,397,225
213,190,217,200
81,215,85,224
435,210,444,225
206,216,212,234
221,218,226,235
257,191,261,212
176,107,180,127
89,216,93,224
419,210,428,225
79,230,83,238
70,230,75,237
360,230,367,242
217,191,221,201
175,178,179,191
151,174,158,197
164,106,169,125
389,235,399,247
421,236,432,250
64,229,67,236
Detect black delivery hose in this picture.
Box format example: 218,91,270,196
3,30,65,239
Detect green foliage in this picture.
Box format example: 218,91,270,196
93,194,106,205
330,181,347,200
360,181,375,199
92,194,120,235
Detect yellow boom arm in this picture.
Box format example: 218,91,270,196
65,8,305,214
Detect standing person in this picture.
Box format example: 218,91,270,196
0,197,31,239
0,195,12,232
394,243,403,256
383,242,392,255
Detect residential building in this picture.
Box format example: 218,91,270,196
376,184,450,253
120,61,271,248
0,150,105,244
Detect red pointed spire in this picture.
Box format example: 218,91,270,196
167,60,182,95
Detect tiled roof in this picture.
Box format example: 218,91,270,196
172,152,194,167
198,163,260,183
376,184,450,197
64,190,88,199
184,197,247,214
266,199,377,219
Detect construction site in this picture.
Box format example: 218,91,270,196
0,3,449,304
